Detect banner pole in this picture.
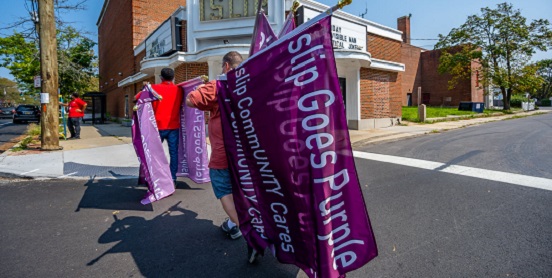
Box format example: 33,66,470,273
327,0,353,14
248,1,267,56
291,0,300,14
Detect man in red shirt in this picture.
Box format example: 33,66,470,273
61,92,87,139
186,52,245,243
149,68,183,182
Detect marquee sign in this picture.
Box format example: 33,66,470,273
145,16,182,59
297,6,366,51
200,0,269,21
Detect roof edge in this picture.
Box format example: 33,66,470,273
96,0,110,27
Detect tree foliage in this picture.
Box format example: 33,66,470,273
0,26,97,98
436,2,552,110
0,33,40,94
535,59,552,100
0,77,35,106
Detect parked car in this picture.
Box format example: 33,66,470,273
0,106,15,119
13,105,41,124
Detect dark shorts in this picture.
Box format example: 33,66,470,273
209,168,232,199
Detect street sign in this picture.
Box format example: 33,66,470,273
40,93,49,104
34,76,41,88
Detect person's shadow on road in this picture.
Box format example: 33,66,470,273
87,201,299,277
75,177,204,212
75,176,154,212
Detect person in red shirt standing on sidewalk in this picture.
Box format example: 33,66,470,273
147,68,183,183
61,92,87,139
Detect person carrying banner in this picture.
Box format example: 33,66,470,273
60,92,87,139
135,68,183,183
185,51,243,241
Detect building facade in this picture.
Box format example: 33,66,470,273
98,0,481,129
397,16,483,107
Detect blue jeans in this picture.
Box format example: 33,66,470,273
68,117,81,138
209,168,232,199
159,129,179,181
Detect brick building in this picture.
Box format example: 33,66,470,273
397,16,483,107
100,0,474,130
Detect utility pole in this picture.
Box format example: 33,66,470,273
38,0,60,150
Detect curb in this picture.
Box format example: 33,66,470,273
352,132,428,148
0,170,138,181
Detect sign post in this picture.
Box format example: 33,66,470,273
34,76,41,88
417,86,422,106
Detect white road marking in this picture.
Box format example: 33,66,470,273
20,169,40,175
353,151,552,192
57,172,78,178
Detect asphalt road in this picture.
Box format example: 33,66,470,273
353,112,552,277
358,112,552,179
0,178,299,278
0,119,28,152
1,114,551,277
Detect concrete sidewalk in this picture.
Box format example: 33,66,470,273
0,109,549,180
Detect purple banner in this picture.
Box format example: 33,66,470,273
218,15,377,277
249,11,276,57
132,86,175,205
217,79,272,255
176,77,210,183
278,11,296,38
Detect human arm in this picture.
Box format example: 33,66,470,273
185,94,196,108
76,99,87,113
186,81,217,111
80,103,87,113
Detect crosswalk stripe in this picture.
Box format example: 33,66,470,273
57,172,78,178
353,151,552,192
20,169,40,175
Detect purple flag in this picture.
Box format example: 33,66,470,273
278,11,296,38
217,78,272,256
132,85,175,205
249,11,276,57
176,77,210,183
218,14,377,277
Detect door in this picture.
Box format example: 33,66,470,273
422,93,430,105
338,77,346,111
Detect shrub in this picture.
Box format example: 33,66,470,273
509,94,527,108
540,99,551,106
26,124,41,136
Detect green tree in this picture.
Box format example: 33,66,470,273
436,2,552,110
0,77,39,106
535,59,552,100
0,33,40,94
57,26,98,95
514,63,545,99
0,26,97,98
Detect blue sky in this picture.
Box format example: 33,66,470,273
1,0,551,80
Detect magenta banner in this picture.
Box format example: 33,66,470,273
278,11,296,38
176,77,210,184
249,11,276,57
132,85,175,205
218,14,377,277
